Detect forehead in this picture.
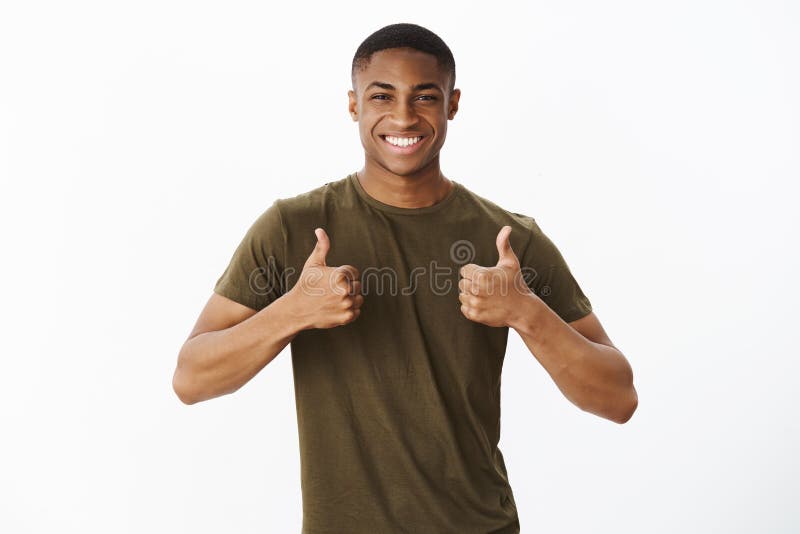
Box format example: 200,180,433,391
354,47,448,90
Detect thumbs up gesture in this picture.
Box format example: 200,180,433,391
287,228,364,330
458,225,535,328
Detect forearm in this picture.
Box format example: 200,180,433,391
174,292,309,404
509,294,636,423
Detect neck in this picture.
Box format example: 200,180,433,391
357,157,453,209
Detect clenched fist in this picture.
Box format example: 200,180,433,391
287,228,364,330
458,225,536,328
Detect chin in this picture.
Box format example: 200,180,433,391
382,161,425,177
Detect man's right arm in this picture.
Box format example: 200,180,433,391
172,227,362,405
172,291,308,405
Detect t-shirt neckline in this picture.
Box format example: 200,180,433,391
348,171,462,215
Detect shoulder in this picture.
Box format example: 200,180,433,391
455,181,539,248
454,182,572,267
273,174,353,220
457,181,536,226
238,176,351,240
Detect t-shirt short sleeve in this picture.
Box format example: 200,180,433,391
518,217,593,323
213,199,287,311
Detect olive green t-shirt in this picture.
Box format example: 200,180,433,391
213,172,592,534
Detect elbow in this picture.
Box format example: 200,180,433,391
614,385,638,424
172,371,196,405
172,358,200,405
613,357,637,424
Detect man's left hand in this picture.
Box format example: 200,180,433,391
458,225,537,328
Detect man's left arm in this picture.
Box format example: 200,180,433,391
458,225,638,425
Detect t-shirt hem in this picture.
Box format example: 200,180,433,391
213,282,263,311
559,302,593,323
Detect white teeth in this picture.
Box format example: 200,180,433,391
385,135,422,147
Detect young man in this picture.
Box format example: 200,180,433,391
173,22,637,534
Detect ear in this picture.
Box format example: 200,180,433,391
448,88,461,120
348,89,358,121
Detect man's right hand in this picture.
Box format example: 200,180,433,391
287,228,364,330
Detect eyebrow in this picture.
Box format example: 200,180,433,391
365,81,443,93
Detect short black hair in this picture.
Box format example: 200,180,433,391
351,22,456,94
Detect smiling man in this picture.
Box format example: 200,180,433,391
173,22,637,534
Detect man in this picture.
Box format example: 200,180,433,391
173,22,637,534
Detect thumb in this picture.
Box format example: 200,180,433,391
304,227,330,267
495,225,519,267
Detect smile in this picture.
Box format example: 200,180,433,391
380,135,426,154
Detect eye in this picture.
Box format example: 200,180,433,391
370,94,390,100
417,95,437,101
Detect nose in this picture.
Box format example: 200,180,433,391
389,98,419,127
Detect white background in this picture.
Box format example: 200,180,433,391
2,1,798,532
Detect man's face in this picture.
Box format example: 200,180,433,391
348,47,460,177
